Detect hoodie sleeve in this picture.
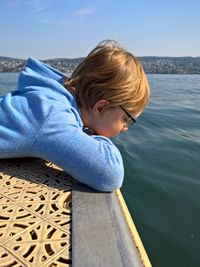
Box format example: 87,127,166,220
30,107,124,192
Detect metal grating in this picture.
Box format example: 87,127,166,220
0,158,72,267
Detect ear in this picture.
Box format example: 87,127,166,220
92,99,110,116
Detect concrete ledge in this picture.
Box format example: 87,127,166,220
72,181,151,267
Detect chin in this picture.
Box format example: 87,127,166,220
94,128,119,138
100,132,118,138
95,130,111,138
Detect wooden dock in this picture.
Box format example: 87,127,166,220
0,158,151,267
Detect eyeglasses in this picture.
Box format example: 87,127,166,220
120,105,136,127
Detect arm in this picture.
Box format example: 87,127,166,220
30,108,124,192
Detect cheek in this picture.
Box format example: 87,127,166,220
109,120,125,135
95,122,123,137
94,111,125,137
107,113,125,129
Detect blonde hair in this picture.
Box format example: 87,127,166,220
64,40,150,115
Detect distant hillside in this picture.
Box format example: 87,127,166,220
139,56,200,74
0,56,24,61
0,56,200,74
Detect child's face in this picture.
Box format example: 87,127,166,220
82,100,136,138
93,107,128,137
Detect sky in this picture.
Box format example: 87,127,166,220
1,0,200,59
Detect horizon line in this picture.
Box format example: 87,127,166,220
1,55,200,60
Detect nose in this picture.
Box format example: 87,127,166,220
121,125,128,132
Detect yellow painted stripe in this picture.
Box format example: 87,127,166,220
116,189,152,267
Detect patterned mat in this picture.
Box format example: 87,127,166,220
0,158,72,267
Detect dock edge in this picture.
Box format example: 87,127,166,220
115,189,152,267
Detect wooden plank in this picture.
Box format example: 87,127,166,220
72,181,143,267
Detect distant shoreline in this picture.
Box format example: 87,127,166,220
1,56,200,74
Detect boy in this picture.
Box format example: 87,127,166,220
0,40,150,191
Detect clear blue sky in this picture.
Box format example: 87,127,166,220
1,0,200,59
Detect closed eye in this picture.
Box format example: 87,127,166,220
123,115,130,123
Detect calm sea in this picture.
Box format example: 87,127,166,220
0,72,200,267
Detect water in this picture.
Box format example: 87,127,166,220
114,74,200,267
0,73,19,95
0,73,200,267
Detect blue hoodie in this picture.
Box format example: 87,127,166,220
0,58,124,191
